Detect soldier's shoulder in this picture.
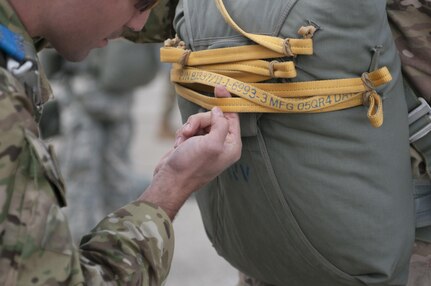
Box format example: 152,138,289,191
387,0,431,15
0,67,21,97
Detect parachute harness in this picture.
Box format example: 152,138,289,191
161,0,389,127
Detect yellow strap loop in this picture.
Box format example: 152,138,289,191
197,60,297,80
252,67,392,97
365,91,383,128
175,84,365,113
161,45,292,66
178,49,192,66
361,72,383,127
214,0,313,56
161,46,299,81
170,66,390,124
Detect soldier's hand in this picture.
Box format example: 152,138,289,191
166,85,241,183
140,85,241,219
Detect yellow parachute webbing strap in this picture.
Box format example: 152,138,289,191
160,46,299,82
361,72,384,128
170,66,390,127
214,0,312,56
197,60,297,81
162,45,300,66
160,0,390,128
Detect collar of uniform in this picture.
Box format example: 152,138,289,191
0,1,52,105
0,1,49,52
0,1,35,45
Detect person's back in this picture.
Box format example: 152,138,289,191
171,0,414,285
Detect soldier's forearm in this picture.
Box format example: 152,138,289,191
138,169,193,220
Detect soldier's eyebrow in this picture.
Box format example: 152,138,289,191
134,0,159,12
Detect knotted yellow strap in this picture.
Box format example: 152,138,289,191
161,45,299,82
361,72,384,128
161,0,389,128
199,60,297,80
170,66,389,127
161,45,300,66
214,0,312,56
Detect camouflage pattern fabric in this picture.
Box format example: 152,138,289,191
387,0,431,101
387,0,431,208
0,0,52,109
387,2,431,286
123,0,179,43
0,1,174,285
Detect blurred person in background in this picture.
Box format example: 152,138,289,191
40,40,161,241
157,63,177,139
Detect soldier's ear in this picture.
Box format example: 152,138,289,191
134,0,159,12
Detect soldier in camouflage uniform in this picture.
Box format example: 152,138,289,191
40,41,160,242
0,0,241,285
387,1,431,286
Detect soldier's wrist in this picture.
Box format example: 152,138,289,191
138,168,195,220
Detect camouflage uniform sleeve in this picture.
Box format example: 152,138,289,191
0,68,174,285
78,201,174,285
123,0,180,43
386,0,431,101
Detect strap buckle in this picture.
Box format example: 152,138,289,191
408,97,431,143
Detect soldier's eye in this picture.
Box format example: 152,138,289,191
134,0,158,12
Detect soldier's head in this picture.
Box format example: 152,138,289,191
9,0,159,61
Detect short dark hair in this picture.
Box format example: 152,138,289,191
134,0,159,12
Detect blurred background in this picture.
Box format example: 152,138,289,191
39,39,238,286
130,60,239,286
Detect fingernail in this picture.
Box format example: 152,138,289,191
212,107,223,116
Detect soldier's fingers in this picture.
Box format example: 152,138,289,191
175,85,239,148
214,85,241,143
204,107,229,149
174,112,212,147
214,85,231,98
214,85,239,122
